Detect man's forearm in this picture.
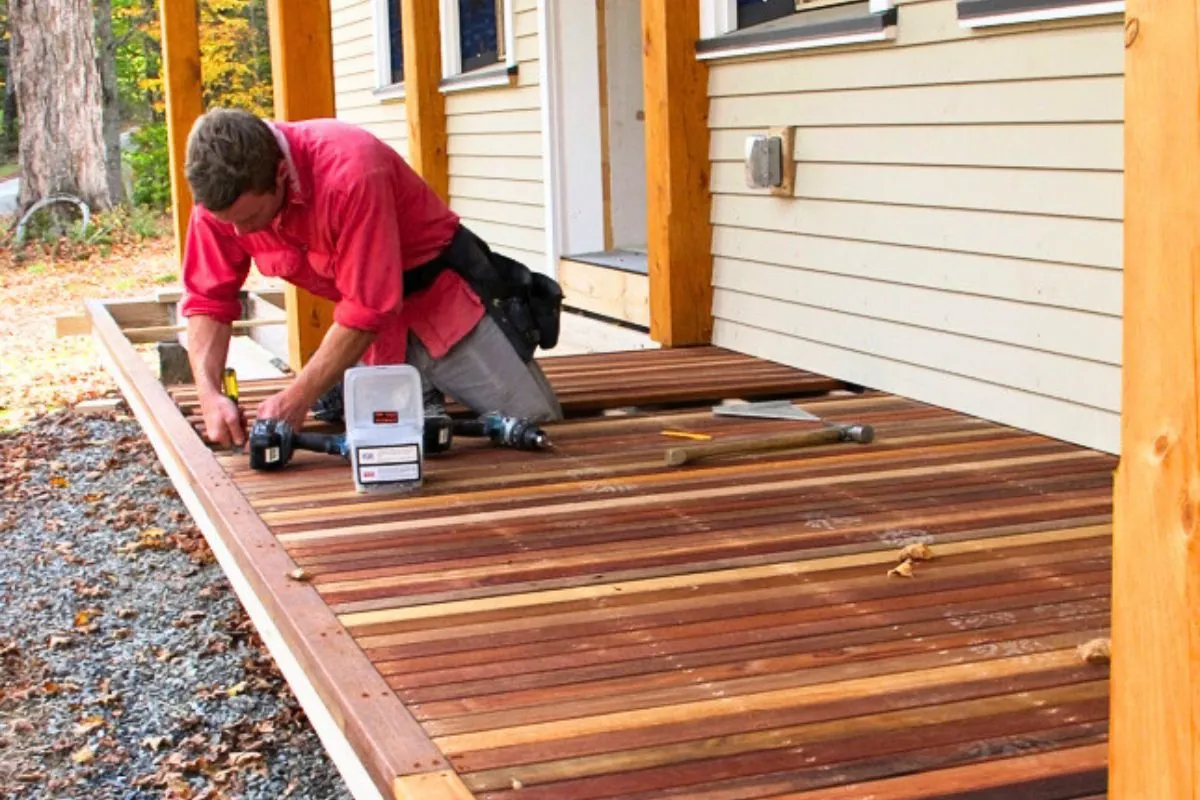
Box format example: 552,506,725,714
186,315,233,400
287,322,377,409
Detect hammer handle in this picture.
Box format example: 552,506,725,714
665,427,844,467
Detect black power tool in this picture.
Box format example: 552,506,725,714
248,411,552,471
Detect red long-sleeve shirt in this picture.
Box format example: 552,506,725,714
178,118,484,364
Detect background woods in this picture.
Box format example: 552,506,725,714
0,0,273,222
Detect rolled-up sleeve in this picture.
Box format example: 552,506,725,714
330,172,404,333
178,208,252,323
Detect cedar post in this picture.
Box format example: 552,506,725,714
1109,2,1200,797
265,0,338,370
401,0,449,202
158,0,203,263
641,0,714,347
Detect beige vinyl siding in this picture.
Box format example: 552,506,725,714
445,0,545,272
331,0,408,159
706,0,1124,454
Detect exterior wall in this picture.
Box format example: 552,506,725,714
705,0,1124,454
445,0,546,273
331,0,409,159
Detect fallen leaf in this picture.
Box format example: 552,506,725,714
115,607,138,619
898,542,934,562
73,716,105,736
71,745,95,764
225,681,248,698
49,475,69,489
888,560,915,578
48,635,72,649
229,751,262,767
10,719,34,734
75,608,103,628
142,735,169,752
15,771,45,783
1078,637,1111,665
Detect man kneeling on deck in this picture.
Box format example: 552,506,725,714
177,108,564,449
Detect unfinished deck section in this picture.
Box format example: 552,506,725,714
90,299,1115,799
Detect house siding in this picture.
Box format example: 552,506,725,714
331,0,408,159
706,0,1124,454
445,0,546,273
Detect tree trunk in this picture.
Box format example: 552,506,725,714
9,0,112,214
2,42,15,159
94,0,126,205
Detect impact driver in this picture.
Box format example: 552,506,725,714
248,410,553,471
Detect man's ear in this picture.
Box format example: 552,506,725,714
275,159,288,192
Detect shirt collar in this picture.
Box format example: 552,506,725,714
264,120,308,207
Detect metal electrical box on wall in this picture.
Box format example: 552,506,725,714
744,127,795,197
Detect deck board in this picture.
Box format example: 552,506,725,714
96,318,1114,799
221,357,1114,799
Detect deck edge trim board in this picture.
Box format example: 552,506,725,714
84,298,459,800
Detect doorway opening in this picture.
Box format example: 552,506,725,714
547,0,648,277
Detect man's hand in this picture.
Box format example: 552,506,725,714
256,388,310,431
200,393,247,449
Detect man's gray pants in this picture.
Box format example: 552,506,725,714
406,314,563,422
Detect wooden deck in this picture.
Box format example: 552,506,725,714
90,301,1115,800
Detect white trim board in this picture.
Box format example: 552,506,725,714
537,0,560,278
541,0,606,258
958,1,1124,28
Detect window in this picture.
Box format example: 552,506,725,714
440,0,517,92
956,0,1124,29
699,0,897,61
373,0,405,99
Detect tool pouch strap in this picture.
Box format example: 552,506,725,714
403,226,563,363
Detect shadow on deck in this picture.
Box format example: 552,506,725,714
90,301,1114,800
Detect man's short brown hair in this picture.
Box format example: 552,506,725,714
185,108,283,212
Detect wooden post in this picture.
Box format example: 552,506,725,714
158,0,203,263
401,0,449,202
1109,3,1200,798
641,0,713,347
265,0,338,370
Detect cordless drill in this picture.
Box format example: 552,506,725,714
248,411,553,471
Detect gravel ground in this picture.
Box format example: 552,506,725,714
0,408,353,800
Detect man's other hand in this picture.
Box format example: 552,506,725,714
202,394,247,449
256,389,309,432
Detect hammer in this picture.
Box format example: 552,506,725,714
664,422,874,467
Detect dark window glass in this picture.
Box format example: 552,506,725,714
389,0,404,84
459,0,501,73
737,0,796,28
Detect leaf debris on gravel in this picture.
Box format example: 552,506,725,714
0,409,352,799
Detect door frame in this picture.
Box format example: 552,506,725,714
538,0,610,266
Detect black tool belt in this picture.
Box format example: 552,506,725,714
402,225,564,363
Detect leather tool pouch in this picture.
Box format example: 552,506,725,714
404,226,564,363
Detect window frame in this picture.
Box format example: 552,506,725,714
439,0,518,94
372,0,406,101
956,0,1124,28
698,0,897,61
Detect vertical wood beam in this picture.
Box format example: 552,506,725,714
158,0,203,263
266,0,338,370
641,0,713,347
1110,3,1200,798
401,0,449,202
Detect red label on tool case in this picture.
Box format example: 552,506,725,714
373,411,399,424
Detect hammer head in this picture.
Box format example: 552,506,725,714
839,423,875,444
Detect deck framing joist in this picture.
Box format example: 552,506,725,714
85,297,458,800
